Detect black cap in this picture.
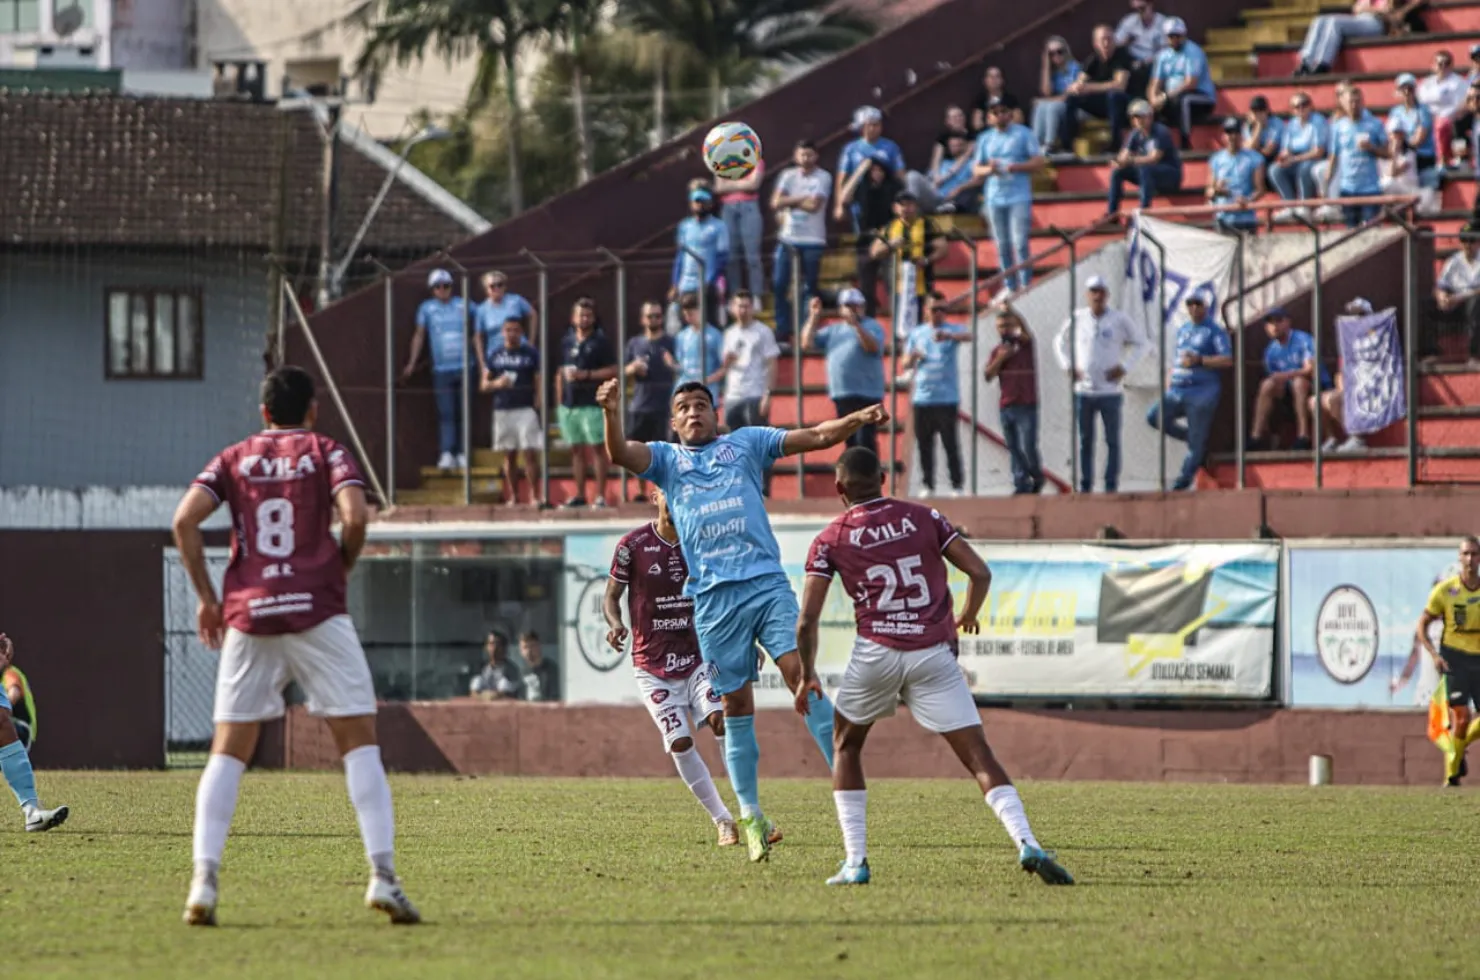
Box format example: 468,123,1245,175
1470,42,1480,58
1221,117,1242,133
1249,95,1270,111
987,96,1006,109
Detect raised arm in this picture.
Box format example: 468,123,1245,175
794,573,832,714
944,536,992,632
781,404,890,456
597,378,653,475
334,484,370,576
171,486,224,649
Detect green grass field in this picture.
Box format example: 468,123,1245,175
7,772,1472,978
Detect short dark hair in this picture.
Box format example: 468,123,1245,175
260,366,315,426
520,630,540,642
838,446,882,482
795,139,817,151
671,380,714,406
733,289,753,302
680,292,701,311
503,315,525,327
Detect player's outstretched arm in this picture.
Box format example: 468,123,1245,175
944,536,992,634
781,404,890,457
172,486,226,649
335,485,370,576
597,379,652,475
794,575,831,715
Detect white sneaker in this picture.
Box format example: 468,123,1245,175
1320,437,1339,452
366,874,420,925
24,803,67,832
1294,206,1312,221
947,487,966,498
919,487,934,499
436,452,455,472
1272,207,1295,223
993,286,1014,305
1337,435,1367,453
454,453,468,470
183,873,218,926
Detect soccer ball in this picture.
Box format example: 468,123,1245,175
703,121,762,180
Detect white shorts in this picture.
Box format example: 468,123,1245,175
214,614,377,723
493,406,544,452
635,666,722,751
834,638,981,734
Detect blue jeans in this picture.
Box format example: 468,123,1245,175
1000,403,1043,493
433,368,467,456
1269,159,1319,201
1146,386,1220,490
1339,190,1380,229
1299,13,1385,70
1033,99,1070,149
1075,393,1123,492
986,200,1033,291
1215,211,1259,231
1108,162,1182,213
722,198,764,300
772,242,823,342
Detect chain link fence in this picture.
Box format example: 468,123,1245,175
163,547,228,768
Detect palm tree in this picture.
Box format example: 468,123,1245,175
543,0,605,185
618,0,873,121
351,0,554,215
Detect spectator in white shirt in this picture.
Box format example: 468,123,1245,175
1420,50,1469,166
1053,276,1149,493
1113,0,1168,97
770,139,832,346
1432,226,1480,367
721,290,782,432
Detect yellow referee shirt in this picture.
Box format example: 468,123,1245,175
1426,575,1480,655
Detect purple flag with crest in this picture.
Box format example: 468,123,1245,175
1338,309,1405,435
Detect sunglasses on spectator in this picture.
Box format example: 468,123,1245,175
1049,48,1066,55
643,312,664,319
433,283,452,290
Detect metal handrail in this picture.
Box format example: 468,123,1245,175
366,255,397,509
519,248,552,508
779,241,807,498
596,247,629,503
437,251,474,505
1048,225,1079,493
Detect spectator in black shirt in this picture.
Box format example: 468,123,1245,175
1066,25,1135,151
929,104,974,175
972,65,1023,131
519,631,559,702
838,159,902,317
557,298,618,509
623,300,679,493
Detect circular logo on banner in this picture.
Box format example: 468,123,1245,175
1315,585,1379,684
575,578,624,672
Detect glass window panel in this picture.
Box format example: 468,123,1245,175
106,290,130,375
129,293,149,374
176,293,200,376
153,293,176,374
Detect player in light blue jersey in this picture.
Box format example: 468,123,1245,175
599,377,887,861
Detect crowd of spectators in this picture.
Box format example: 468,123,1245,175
469,631,559,702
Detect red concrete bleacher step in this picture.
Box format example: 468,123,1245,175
1421,368,1480,406
1210,449,1480,489
1258,35,1480,78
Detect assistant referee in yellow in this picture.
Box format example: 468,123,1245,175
1418,535,1480,787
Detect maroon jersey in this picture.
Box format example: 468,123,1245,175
611,524,702,679
191,429,366,635
806,497,961,651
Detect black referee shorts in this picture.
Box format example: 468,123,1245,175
1442,646,1480,709
627,409,672,444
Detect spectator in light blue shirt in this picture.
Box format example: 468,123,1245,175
1250,308,1332,452
1146,295,1233,491
801,288,886,454
1269,92,1329,217
903,293,970,496
930,134,985,213
1147,17,1215,149
1389,72,1441,188
973,98,1046,294
1243,95,1285,165
1032,35,1082,154
835,106,908,232
1206,118,1267,230
672,293,726,402
475,270,534,383
402,268,470,471
672,187,730,322
1328,85,1392,227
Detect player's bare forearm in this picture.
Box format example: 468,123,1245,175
604,578,626,632
945,537,992,627
1417,611,1440,656
172,487,220,607
597,380,652,474
782,405,887,456
797,577,831,679
335,486,369,575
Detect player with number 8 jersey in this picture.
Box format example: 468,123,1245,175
172,366,418,927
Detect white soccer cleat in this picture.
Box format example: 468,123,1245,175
716,817,740,847
366,874,421,925
24,803,68,832
183,876,218,926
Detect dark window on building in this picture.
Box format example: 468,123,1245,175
105,288,203,379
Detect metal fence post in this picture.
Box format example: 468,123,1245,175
1051,227,1078,493
679,246,711,397
1134,222,1170,492
1406,227,1421,486
881,232,904,499
945,228,981,495
1293,213,1324,488
598,247,629,502
783,243,806,498
1231,229,1247,491
438,252,474,505
368,256,397,508
520,248,551,508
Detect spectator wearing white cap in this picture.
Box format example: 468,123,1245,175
1113,0,1168,98
801,289,886,454
1107,99,1183,213
402,268,470,471
1294,1,1417,77
1388,72,1441,194
1053,276,1149,493
1147,17,1215,150
834,107,908,233
1420,50,1468,167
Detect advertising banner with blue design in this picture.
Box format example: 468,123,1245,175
1288,544,1453,710
564,531,1277,705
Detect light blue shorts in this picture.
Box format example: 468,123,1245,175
692,574,800,696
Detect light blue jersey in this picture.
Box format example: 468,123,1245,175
1208,147,1265,224
673,215,729,294
1152,40,1215,99
673,323,725,394
1386,103,1435,158
907,325,963,406
416,297,469,372
1330,111,1388,194
973,123,1041,207
1281,113,1329,156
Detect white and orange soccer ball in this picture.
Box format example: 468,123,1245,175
702,121,762,180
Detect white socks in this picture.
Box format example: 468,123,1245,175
985,785,1039,850
344,745,397,879
833,789,868,866
192,753,246,877
672,746,732,824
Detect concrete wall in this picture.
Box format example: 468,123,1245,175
0,248,266,488
273,702,1436,785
